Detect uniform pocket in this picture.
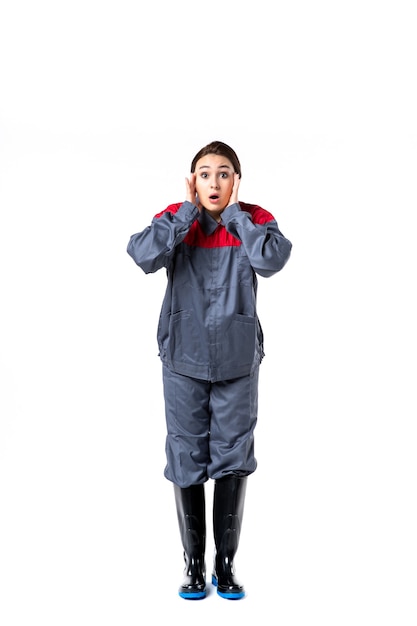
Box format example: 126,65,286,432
166,310,209,367
222,314,257,368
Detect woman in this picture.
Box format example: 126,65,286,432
127,140,292,599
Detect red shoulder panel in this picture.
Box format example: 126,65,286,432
239,202,275,225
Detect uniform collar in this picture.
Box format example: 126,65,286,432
198,208,222,235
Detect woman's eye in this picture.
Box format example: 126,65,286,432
200,172,208,178
220,172,229,178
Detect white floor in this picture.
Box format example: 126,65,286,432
1,393,416,625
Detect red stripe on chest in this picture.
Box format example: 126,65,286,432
184,222,241,248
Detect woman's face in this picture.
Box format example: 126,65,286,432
194,154,235,220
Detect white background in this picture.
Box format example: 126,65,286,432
1,1,416,624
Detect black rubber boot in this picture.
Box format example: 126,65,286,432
212,475,247,599
174,483,206,599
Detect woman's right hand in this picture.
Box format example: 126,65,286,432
185,173,201,210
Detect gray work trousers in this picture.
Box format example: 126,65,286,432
162,364,259,488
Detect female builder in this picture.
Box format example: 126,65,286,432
127,140,292,600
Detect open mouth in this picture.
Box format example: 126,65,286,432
209,195,219,201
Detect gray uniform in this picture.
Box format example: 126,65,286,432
127,200,292,486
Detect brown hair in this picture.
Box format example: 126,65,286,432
190,141,242,179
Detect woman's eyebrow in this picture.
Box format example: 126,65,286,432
198,164,232,170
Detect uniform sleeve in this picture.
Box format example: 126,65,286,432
222,202,292,277
127,201,199,274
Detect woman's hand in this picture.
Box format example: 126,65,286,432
227,172,240,206
185,173,201,210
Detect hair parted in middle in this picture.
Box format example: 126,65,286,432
190,141,242,179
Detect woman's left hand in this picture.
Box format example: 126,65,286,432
228,173,240,206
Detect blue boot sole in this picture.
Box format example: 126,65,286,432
211,575,245,599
